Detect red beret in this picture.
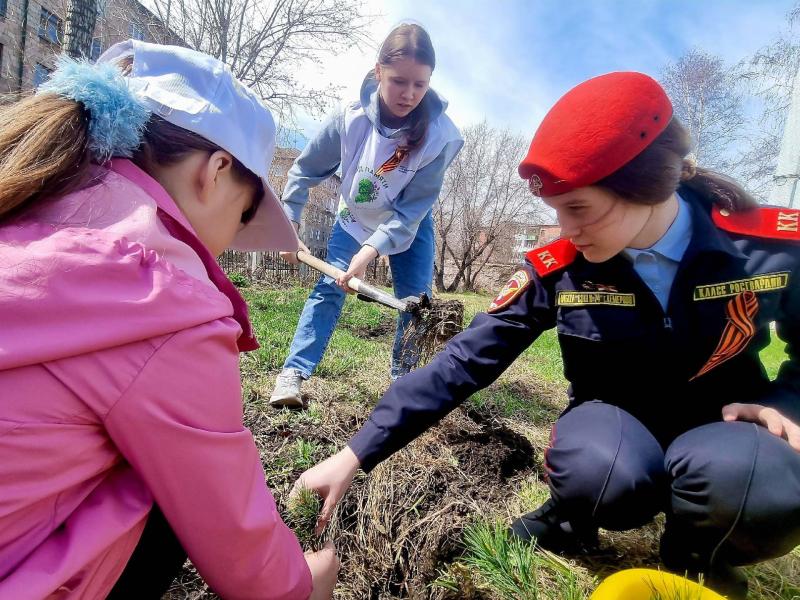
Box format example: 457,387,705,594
518,72,673,197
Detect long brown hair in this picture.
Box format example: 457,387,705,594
377,23,436,149
0,63,259,223
597,117,757,212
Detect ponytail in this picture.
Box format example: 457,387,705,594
0,56,259,223
0,94,91,221
680,166,758,212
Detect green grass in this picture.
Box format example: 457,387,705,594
292,438,321,471
242,286,394,381
433,518,592,600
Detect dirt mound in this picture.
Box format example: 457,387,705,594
402,299,464,366
446,408,542,483
299,404,540,599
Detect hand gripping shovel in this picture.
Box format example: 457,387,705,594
296,250,430,314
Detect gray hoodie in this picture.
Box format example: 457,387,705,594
281,72,462,255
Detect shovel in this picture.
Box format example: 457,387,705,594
296,250,430,314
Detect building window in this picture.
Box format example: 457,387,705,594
0,45,3,73
90,38,102,62
33,63,52,87
129,23,145,41
0,0,7,18
38,8,63,44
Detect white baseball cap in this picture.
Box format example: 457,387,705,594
97,39,299,252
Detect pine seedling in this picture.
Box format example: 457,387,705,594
286,486,323,550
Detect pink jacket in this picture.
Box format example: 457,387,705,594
0,160,312,599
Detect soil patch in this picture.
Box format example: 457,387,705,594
344,318,396,339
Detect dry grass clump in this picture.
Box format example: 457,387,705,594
402,298,464,367
320,403,543,599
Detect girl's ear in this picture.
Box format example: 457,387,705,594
374,63,382,82
197,150,234,204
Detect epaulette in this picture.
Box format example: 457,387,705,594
712,205,800,242
525,238,578,277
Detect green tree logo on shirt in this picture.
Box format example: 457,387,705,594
339,207,354,224
354,178,377,203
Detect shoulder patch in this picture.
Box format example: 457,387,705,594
525,238,578,277
713,206,800,242
488,269,532,313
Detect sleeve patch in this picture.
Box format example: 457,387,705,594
488,270,531,313
525,238,578,276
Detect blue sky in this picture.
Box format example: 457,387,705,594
291,0,797,143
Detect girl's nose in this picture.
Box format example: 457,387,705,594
558,219,580,240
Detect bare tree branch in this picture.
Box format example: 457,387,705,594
736,2,800,199
434,121,546,292
142,0,376,122
660,48,745,172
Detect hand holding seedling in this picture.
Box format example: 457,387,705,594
287,487,340,598
291,446,361,535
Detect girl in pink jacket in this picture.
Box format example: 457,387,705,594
0,40,338,599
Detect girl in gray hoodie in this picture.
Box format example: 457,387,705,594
271,23,463,407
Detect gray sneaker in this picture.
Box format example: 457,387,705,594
269,368,306,408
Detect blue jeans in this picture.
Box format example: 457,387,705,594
283,213,434,380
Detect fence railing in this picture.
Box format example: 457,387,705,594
218,250,392,287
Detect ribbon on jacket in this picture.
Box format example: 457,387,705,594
691,290,759,380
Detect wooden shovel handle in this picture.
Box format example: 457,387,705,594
296,249,410,312
296,249,364,292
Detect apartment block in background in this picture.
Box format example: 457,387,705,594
0,0,180,93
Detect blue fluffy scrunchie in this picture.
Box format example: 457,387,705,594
39,57,151,163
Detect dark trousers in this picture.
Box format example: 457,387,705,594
107,505,187,599
545,401,800,566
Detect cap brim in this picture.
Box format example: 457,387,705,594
230,181,299,252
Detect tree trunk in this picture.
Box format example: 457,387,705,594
63,0,97,59
433,262,446,293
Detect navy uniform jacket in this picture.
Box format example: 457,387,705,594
349,188,800,471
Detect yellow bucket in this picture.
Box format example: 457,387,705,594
589,568,727,600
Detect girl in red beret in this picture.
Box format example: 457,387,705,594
292,72,800,599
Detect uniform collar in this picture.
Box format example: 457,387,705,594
651,193,692,261
624,193,692,263
680,185,748,261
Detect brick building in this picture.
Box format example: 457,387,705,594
269,147,339,259
0,0,179,93
510,223,561,263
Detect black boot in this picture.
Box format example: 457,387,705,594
509,498,598,553
659,525,748,600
